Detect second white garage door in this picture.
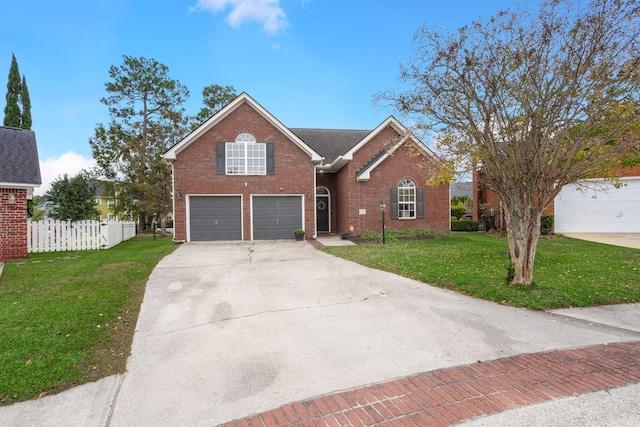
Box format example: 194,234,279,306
555,177,640,233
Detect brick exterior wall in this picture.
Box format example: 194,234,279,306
0,188,28,261
171,103,316,241
171,104,451,240
330,125,450,236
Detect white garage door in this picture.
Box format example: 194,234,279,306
555,178,640,233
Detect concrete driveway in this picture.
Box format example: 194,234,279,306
112,241,640,425
1,240,639,426
563,233,640,249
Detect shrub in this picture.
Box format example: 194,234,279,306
451,220,479,232
451,206,466,219
361,230,381,239
540,214,554,235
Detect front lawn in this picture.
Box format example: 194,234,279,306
322,233,640,310
0,237,178,405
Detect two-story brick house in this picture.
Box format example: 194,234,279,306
163,93,450,241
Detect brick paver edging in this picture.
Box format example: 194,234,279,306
221,341,640,426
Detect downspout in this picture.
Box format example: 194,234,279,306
313,163,318,239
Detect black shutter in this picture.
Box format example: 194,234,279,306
390,188,398,220
417,188,424,219
266,143,275,175
216,142,225,175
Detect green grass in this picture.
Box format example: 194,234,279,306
322,233,640,310
0,237,178,405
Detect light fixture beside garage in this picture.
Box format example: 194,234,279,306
177,192,182,200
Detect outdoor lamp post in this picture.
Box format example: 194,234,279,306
379,201,386,245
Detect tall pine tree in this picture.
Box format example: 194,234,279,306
20,75,31,130
3,54,21,127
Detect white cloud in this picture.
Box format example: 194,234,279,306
35,151,96,196
195,0,289,33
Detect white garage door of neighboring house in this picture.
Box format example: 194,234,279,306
252,196,303,240
189,196,242,241
555,178,640,233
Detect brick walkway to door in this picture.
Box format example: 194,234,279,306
221,341,640,427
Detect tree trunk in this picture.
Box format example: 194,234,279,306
160,214,167,237
502,198,542,286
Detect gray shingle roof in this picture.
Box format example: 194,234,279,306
290,128,371,164
0,126,42,185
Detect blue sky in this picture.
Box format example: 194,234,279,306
1,0,515,194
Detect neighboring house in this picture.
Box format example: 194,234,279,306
0,126,42,261
163,93,450,242
554,164,640,233
92,182,117,221
472,164,640,233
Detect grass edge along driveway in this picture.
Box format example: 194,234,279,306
0,237,178,406
322,233,640,311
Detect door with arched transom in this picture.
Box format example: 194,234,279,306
316,186,330,233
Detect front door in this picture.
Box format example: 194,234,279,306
316,195,330,233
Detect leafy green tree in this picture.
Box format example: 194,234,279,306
90,55,189,233
28,195,46,221
3,54,21,127
380,0,640,285
20,75,31,130
195,84,237,123
45,173,100,221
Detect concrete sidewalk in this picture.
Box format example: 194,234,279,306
0,240,639,426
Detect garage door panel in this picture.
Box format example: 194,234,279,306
190,196,242,241
555,179,640,233
253,196,302,240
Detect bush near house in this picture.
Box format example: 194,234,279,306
451,220,479,231
541,214,554,235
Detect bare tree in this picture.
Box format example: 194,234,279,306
379,0,640,285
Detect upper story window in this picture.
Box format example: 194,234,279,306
398,178,416,218
95,197,101,205
226,133,266,175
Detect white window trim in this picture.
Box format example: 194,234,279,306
398,179,416,219
226,133,266,175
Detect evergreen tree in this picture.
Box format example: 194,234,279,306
195,84,237,124
3,54,21,127
90,55,189,233
45,173,100,221
20,75,31,130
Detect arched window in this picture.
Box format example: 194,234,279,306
316,186,329,195
226,133,266,174
398,178,416,218
236,133,256,143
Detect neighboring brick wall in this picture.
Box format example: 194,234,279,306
333,126,450,235
171,102,316,241
0,188,28,261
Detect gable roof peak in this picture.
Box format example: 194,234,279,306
163,92,322,162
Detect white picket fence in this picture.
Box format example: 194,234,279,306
27,220,137,253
